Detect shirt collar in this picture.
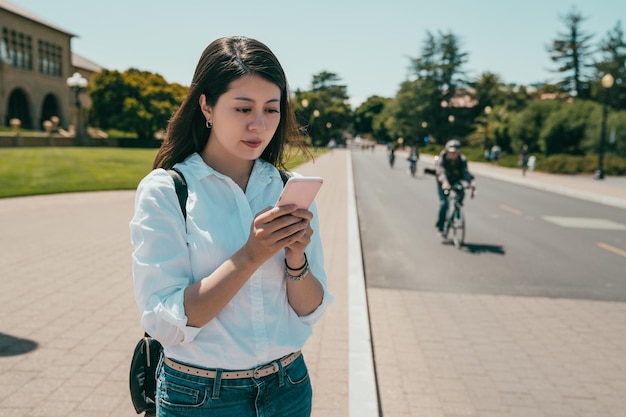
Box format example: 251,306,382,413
181,153,281,187
247,159,281,199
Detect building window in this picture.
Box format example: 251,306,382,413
1,28,33,70
38,39,63,77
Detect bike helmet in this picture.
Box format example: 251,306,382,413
445,139,461,151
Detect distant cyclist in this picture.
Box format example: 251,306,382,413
407,146,419,176
435,139,475,236
387,145,396,168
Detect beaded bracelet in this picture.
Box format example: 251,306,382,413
285,263,310,281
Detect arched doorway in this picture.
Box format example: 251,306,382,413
5,88,32,129
40,94,61,130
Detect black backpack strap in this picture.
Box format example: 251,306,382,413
278,169,291,186
167,168,188,220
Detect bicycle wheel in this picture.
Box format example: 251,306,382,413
451,208,465,249
441,205,453,239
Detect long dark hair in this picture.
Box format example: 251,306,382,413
153,36,308,170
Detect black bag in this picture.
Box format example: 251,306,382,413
129,335,162,414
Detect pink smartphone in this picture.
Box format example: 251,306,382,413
276,176,324,209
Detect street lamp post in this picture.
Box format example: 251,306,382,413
66,72,88,146
483,105,492,155
310,109,320,146
595,73,615,180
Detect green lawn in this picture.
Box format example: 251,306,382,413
0,147,318,199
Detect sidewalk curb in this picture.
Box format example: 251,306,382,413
472,167,626,210
347,152,379,417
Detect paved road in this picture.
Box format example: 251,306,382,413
352,149,626,302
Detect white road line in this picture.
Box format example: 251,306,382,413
347,151,379,417
543,216,626,230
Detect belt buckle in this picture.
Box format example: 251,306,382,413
253,361,278,379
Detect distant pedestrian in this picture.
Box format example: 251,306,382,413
519,144,530,176
528,155,536,172
491,145,501,165
327,138,337,154
483,146,492,161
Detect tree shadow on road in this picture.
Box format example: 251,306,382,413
0,333,38,356
461,242,506,255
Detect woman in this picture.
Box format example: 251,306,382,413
130,36,333,417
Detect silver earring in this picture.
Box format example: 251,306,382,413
206,120,212,129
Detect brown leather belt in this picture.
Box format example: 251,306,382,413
164,351,301,379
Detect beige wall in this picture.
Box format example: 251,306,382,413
0,7,79,131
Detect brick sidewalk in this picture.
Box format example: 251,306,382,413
0,151,353,417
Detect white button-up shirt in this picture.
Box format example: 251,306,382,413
130,153,333,369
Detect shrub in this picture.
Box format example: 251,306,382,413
536,153,626,175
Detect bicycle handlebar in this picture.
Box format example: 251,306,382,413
443,184,476,199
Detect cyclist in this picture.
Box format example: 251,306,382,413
407,146,419,176
435,139,476,236
387,145,396,168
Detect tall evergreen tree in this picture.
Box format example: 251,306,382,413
438,31,469,102
403,30,469,143
546,8,595,98
311,71,349,101
294,72,351,146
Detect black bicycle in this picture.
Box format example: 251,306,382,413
442,183,475,249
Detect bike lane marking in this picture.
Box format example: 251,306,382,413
597,242,626,258
499,204,523,216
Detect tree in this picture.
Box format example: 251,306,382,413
294,72,352,146
353,95,391,140
311,71,349,100
396,30,469,144
438,31,469,102
541,100,598,155
546,7,595,99
470,72,502,110
595,20,626,110
88,69,186,139
388,79,426,144
508,100,561,155
410,30,469,102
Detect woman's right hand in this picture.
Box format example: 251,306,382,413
243,204,308,265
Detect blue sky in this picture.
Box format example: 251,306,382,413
12,0,626,106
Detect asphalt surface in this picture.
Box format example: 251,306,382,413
353,149,626,302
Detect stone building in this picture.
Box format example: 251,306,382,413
0,0,102,132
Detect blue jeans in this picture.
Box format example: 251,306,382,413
436,182,464,230
155,354,312,417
